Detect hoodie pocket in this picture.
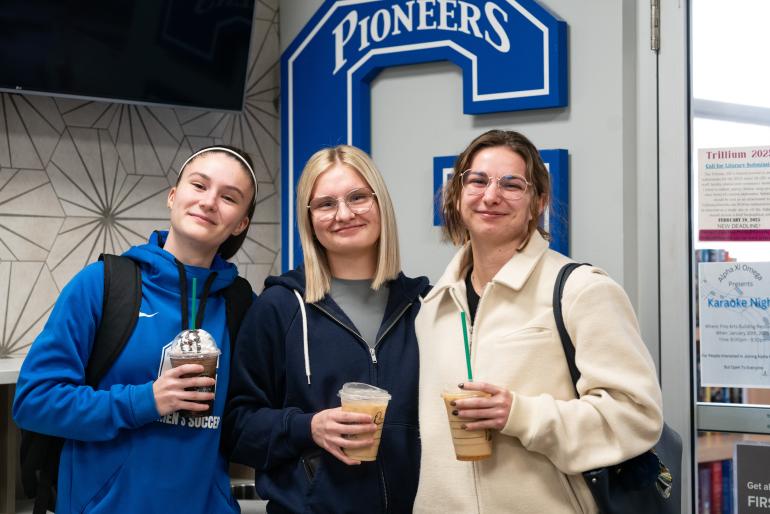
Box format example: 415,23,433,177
303,453,380,514
301,451,328,512
80,449,132,514
301,450,322,483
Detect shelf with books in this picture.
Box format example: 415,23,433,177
697,458,732,514
697,431,770,514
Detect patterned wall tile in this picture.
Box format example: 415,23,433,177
2,95,45,170
0,168,65,261
0,5,280,357
10,95,66,166
0,261,60,358
45,128,172,288
0,97,8,168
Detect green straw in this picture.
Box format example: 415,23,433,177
190,277,197,330
460,312,473,381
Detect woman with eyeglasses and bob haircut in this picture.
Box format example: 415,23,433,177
14,145,257,514
224,144,429,513
413,130,663,513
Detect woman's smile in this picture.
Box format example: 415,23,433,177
474,209,508,219
332,222,366,234
189,212,216,225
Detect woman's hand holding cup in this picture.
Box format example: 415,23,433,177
453,381,513,431
311,407,377,465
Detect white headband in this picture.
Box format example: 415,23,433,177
179,146,258,206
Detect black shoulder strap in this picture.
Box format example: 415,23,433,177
86,254,142,386
25,254,141,514
223,276,253,362
553,262,589,396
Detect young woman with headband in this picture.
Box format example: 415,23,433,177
14,145,257,514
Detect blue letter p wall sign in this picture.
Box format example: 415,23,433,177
282,0,568,269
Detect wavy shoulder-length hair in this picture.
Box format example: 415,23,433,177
442,130,551,248
296,145,400,303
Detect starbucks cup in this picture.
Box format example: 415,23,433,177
442,387,492,461
168,328,220,417
338,382,391,461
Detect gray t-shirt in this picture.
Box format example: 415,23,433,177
329,278,389,348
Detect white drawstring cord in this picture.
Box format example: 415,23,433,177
293,290,311,385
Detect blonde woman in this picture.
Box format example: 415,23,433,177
414,130,663,513
224,145,429,513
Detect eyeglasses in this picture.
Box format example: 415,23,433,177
307,187,377,221
460,170,531,201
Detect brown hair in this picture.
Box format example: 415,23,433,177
441,130,551,246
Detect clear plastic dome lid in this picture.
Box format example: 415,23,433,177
338,382,391,401
168,328,219,357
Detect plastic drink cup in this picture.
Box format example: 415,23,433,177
442,387,493,461
338,382,391,461
169,329,220,417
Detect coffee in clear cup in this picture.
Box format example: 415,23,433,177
338,382,391,461
442,387,492,461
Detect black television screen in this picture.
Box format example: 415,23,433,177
0,0,255,111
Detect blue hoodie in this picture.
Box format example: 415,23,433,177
13,232,244,514
223,267,430,514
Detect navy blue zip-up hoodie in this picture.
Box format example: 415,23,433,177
223,267,429,514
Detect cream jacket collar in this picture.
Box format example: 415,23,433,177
425,231,550,302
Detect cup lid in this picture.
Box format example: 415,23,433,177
168,328,220,357
338,382,391,401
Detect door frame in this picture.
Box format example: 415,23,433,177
658,1,694,513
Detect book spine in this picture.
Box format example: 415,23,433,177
722,459,733,514
711,460,723,514
700,463,712,514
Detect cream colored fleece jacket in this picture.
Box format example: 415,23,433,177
414,232,663,514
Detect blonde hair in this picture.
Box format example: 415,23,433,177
296,145,401,303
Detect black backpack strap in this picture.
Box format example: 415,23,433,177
25,254,141,514
223,276,254,363
86,254,142,387
553,262,590,396
32,468,56,514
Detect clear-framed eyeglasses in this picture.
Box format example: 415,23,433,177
460,170,532,201
308,187,377,221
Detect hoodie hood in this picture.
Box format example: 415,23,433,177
264,266,306,296
123,231,239,294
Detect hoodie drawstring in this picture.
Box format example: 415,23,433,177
174,259,218,331
293,290,311,385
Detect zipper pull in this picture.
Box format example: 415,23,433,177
369,347,378,364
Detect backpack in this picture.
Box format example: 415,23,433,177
19,254,253,514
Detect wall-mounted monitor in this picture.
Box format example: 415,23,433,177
0,0,255,111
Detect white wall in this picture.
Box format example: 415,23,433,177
279,0,659,349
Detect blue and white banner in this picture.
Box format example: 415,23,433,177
281,0,568,269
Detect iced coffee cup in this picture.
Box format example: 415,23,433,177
169,328,220,417
442,387,493,461
338,382,391,461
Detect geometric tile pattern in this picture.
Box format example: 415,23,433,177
0,1,279,357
